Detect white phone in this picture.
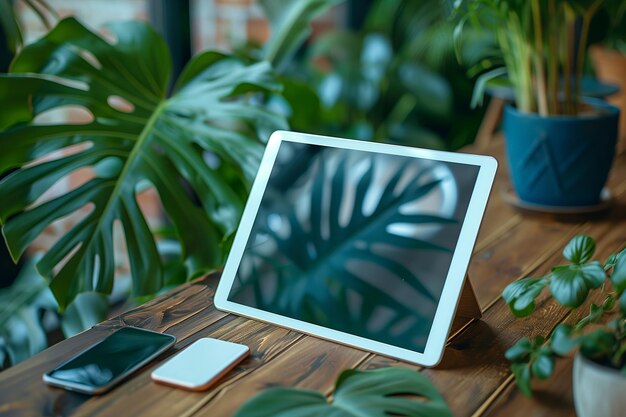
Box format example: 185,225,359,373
150,338,249,391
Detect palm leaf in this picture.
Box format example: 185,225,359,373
0,18,287,309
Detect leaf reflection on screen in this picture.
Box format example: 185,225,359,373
232,148,460,350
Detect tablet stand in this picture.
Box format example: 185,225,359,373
449,276,482,337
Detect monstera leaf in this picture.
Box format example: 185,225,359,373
0,18,287,309
235,150,458,346
233,367,453,417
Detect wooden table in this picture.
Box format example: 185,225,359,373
1,140,625,417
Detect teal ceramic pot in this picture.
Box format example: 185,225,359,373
503,100,619,206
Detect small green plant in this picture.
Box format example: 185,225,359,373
502,235,626,396
233,367,453,417
454,0,605,116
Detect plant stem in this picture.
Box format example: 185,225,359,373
564,7,575,115
575,1,602,115
531,0,548,116
547,0,559,115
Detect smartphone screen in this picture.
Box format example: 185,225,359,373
44,327,176,394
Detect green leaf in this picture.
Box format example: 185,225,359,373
580,329,617,360
511,363,532,397
505,337,532,361
0,255,58,368
398,62,453,118
0,0,23,54
563,235,596,264
550,324,579,356
620,291,626,315
502,277,549,317
531,354,555,380
577,303,605,329
60,292,108,337
469,67,508,108
261,0,344,71
233,367,453,417
0,18,287,309
277,77,322,132
611,249,626,293
550,262,606,308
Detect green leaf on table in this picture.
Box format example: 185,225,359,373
604,249,622,270
0,18,286,309
233,367,453,417
550,262,606,308
531,354,555,380
550,324,579,356
505,337,533,361
577,303,605,329
511,363,532,397
502,277,549,317
610,249,626,294
563,235,595,265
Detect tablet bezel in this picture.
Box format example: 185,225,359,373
214,131,497,366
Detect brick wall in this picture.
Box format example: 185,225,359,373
18,0,344,52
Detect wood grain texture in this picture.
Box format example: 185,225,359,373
1,143,625,417
192,336,369,417
426,214,626,417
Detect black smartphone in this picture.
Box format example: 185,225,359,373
43,327,176,395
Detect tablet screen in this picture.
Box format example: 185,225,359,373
226,141,480,353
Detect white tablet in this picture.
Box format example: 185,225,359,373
215,131,497,366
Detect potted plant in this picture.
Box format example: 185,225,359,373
454,0,620,207
502,235,625,417
589,0,626,143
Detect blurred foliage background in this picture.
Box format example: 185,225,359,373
0,0,488,369
280,0,489,150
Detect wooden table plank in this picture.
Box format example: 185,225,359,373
483,357,575,417
425,220,626,417
73,318,303,417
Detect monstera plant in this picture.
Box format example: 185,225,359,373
233,367,453,417
0,0,343,366
0,17,287,309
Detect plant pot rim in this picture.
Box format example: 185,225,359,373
504,98,619,121
576,351,625,378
